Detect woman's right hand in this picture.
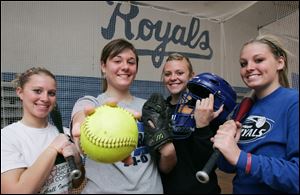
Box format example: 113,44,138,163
48,134,70,154
210,120,242,165
72,105,96,139
61,142,82,165
71,98,139,165
71,105,96,154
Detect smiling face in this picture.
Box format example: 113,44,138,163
101,49,137,93
17,73,57,122
163,58,194,100
239,42,284,98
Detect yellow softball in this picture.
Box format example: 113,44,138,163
80,104,138,163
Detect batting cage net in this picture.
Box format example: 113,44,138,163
1,1,299,129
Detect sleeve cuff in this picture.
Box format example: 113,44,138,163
236,151,252,175
193,125,214,138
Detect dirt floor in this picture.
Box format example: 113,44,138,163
216,169,235,194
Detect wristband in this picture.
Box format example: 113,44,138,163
245,153,252,174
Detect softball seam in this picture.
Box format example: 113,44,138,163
82,106,137,148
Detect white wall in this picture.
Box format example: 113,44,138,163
2,1,297,88
260,10,299,87
222,2,299,88
0,1,237,84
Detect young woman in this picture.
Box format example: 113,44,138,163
1,67,83,194
160,53,222,194
212,34,299,194
70,39,175,193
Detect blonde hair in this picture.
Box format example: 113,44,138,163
241,34,290,88
162,53,194,80
12,67,56,89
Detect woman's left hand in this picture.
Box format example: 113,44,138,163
194,94,224,128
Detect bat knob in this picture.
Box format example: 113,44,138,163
70,169,82,180
196,170,209,183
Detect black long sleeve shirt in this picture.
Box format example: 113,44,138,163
160,97,221,194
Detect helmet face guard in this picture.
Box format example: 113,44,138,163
172,73,237,138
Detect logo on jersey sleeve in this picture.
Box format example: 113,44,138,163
239,115,274,144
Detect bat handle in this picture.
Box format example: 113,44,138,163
196,97,254,183
66,156,82,180
196,149,221,183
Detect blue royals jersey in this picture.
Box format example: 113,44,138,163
219,87,299,194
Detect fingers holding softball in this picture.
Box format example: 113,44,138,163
84,105,96,116
80,105,139,164
71,98,140,165
121,155,134,166
103,97,118,107
103,99,139,165
72,99,138,139
71,104,96,154
104,100,137,166
72,105,96,138
104,98,141,119
126,109,141,120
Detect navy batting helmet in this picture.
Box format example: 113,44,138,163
172,72,237,139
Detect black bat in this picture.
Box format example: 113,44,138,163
195,90,255,183
50,105,82,180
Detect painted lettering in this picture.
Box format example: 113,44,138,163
102,2,213,68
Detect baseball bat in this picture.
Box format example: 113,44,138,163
195,90,255,183
50,105,82,180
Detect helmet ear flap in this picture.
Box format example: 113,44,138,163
171,90,196,139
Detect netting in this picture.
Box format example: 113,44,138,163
1,1,299,129
259,1,299,91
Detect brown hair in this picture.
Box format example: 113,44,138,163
100,39,139,92
12,67,56,89
241,34,290,88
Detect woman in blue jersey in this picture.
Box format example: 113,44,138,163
212,34,299,194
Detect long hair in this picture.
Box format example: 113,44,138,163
241,34,290,88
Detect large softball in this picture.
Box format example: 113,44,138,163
80,105,138,163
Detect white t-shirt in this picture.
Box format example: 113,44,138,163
71,93,163,194
1,121,71,194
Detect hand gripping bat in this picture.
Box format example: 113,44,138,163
195,90,255,183
50,105,82,180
